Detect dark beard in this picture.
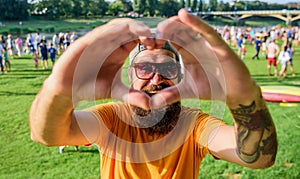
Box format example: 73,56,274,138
131,84,181,136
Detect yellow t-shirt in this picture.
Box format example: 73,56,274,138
88,103,224,179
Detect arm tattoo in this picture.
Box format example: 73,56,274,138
230,100,277,163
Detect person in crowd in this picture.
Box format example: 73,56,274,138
286,43,296,77
38,40,48,70
266,39,280,76
70,31,78,43
25,33,34,54
0,41,3,74
6,34,14,57
58,32,65,54
277,45,290,79
14,36,23,57
52,33,59,50
252,35,261,60
42,35,47,45
48,43,57,68
33,49,39,70
2,47,11,72
29,9,277,178
237,34,243,58
261,36,267,58
63,31,71,50
241,43,247,60
35,32,41,55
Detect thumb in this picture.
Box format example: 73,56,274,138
149,81,199,109
111,81,151,110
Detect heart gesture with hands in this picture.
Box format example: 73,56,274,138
49,9,258,110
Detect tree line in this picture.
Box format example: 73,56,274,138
0,0,299,20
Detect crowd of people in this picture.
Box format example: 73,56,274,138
217,25,299,78
0,31,78,73
0,23,298,78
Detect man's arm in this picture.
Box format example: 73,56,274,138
152,9,277,168
29,77,97,146
208,85,277,169
29,18,153,146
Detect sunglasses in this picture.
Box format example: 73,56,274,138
132,62,180,80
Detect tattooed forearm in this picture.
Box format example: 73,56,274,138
230,100,277,164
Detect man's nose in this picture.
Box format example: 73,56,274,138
150,72,163,85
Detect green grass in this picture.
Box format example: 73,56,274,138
0,40,300,178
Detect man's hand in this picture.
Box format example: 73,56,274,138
148,9,257,109
48,18,155,108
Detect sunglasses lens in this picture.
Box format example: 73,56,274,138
159,63,178,79
134,62,178,80
134,63,154,79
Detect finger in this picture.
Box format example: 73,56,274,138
139,36,156,50
157,17,200,46
178,10,251,73
177,9,239,61
150,85,196,109
120,88,151,110
177,9,223,47
59,19,152,101
59,18,151,63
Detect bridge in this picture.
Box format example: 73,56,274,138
192,10,300,25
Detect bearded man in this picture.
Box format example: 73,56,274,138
30,9,277,178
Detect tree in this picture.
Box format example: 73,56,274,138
179,0,185,9
89,0,109,16
81,0,93,16
108,0,124,16
216,0,230,11
121,0,133,13
133,0,146,15
145,0,158,17
198,0,203,12
58,0,72,17
70,0,83,17
159,0,180,17
186,0,191,10
0,0,29,20
208,0,218,11
191,0,197,12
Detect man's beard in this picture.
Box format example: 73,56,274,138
131,84,181,136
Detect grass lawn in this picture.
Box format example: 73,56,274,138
0,33,300,178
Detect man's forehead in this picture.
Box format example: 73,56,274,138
134,49,177,63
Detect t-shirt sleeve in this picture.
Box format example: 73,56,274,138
194,113,226,149
85,103,117,131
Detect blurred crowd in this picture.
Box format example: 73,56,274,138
216,25,299,78
0,24,299,77
0,31,78,72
